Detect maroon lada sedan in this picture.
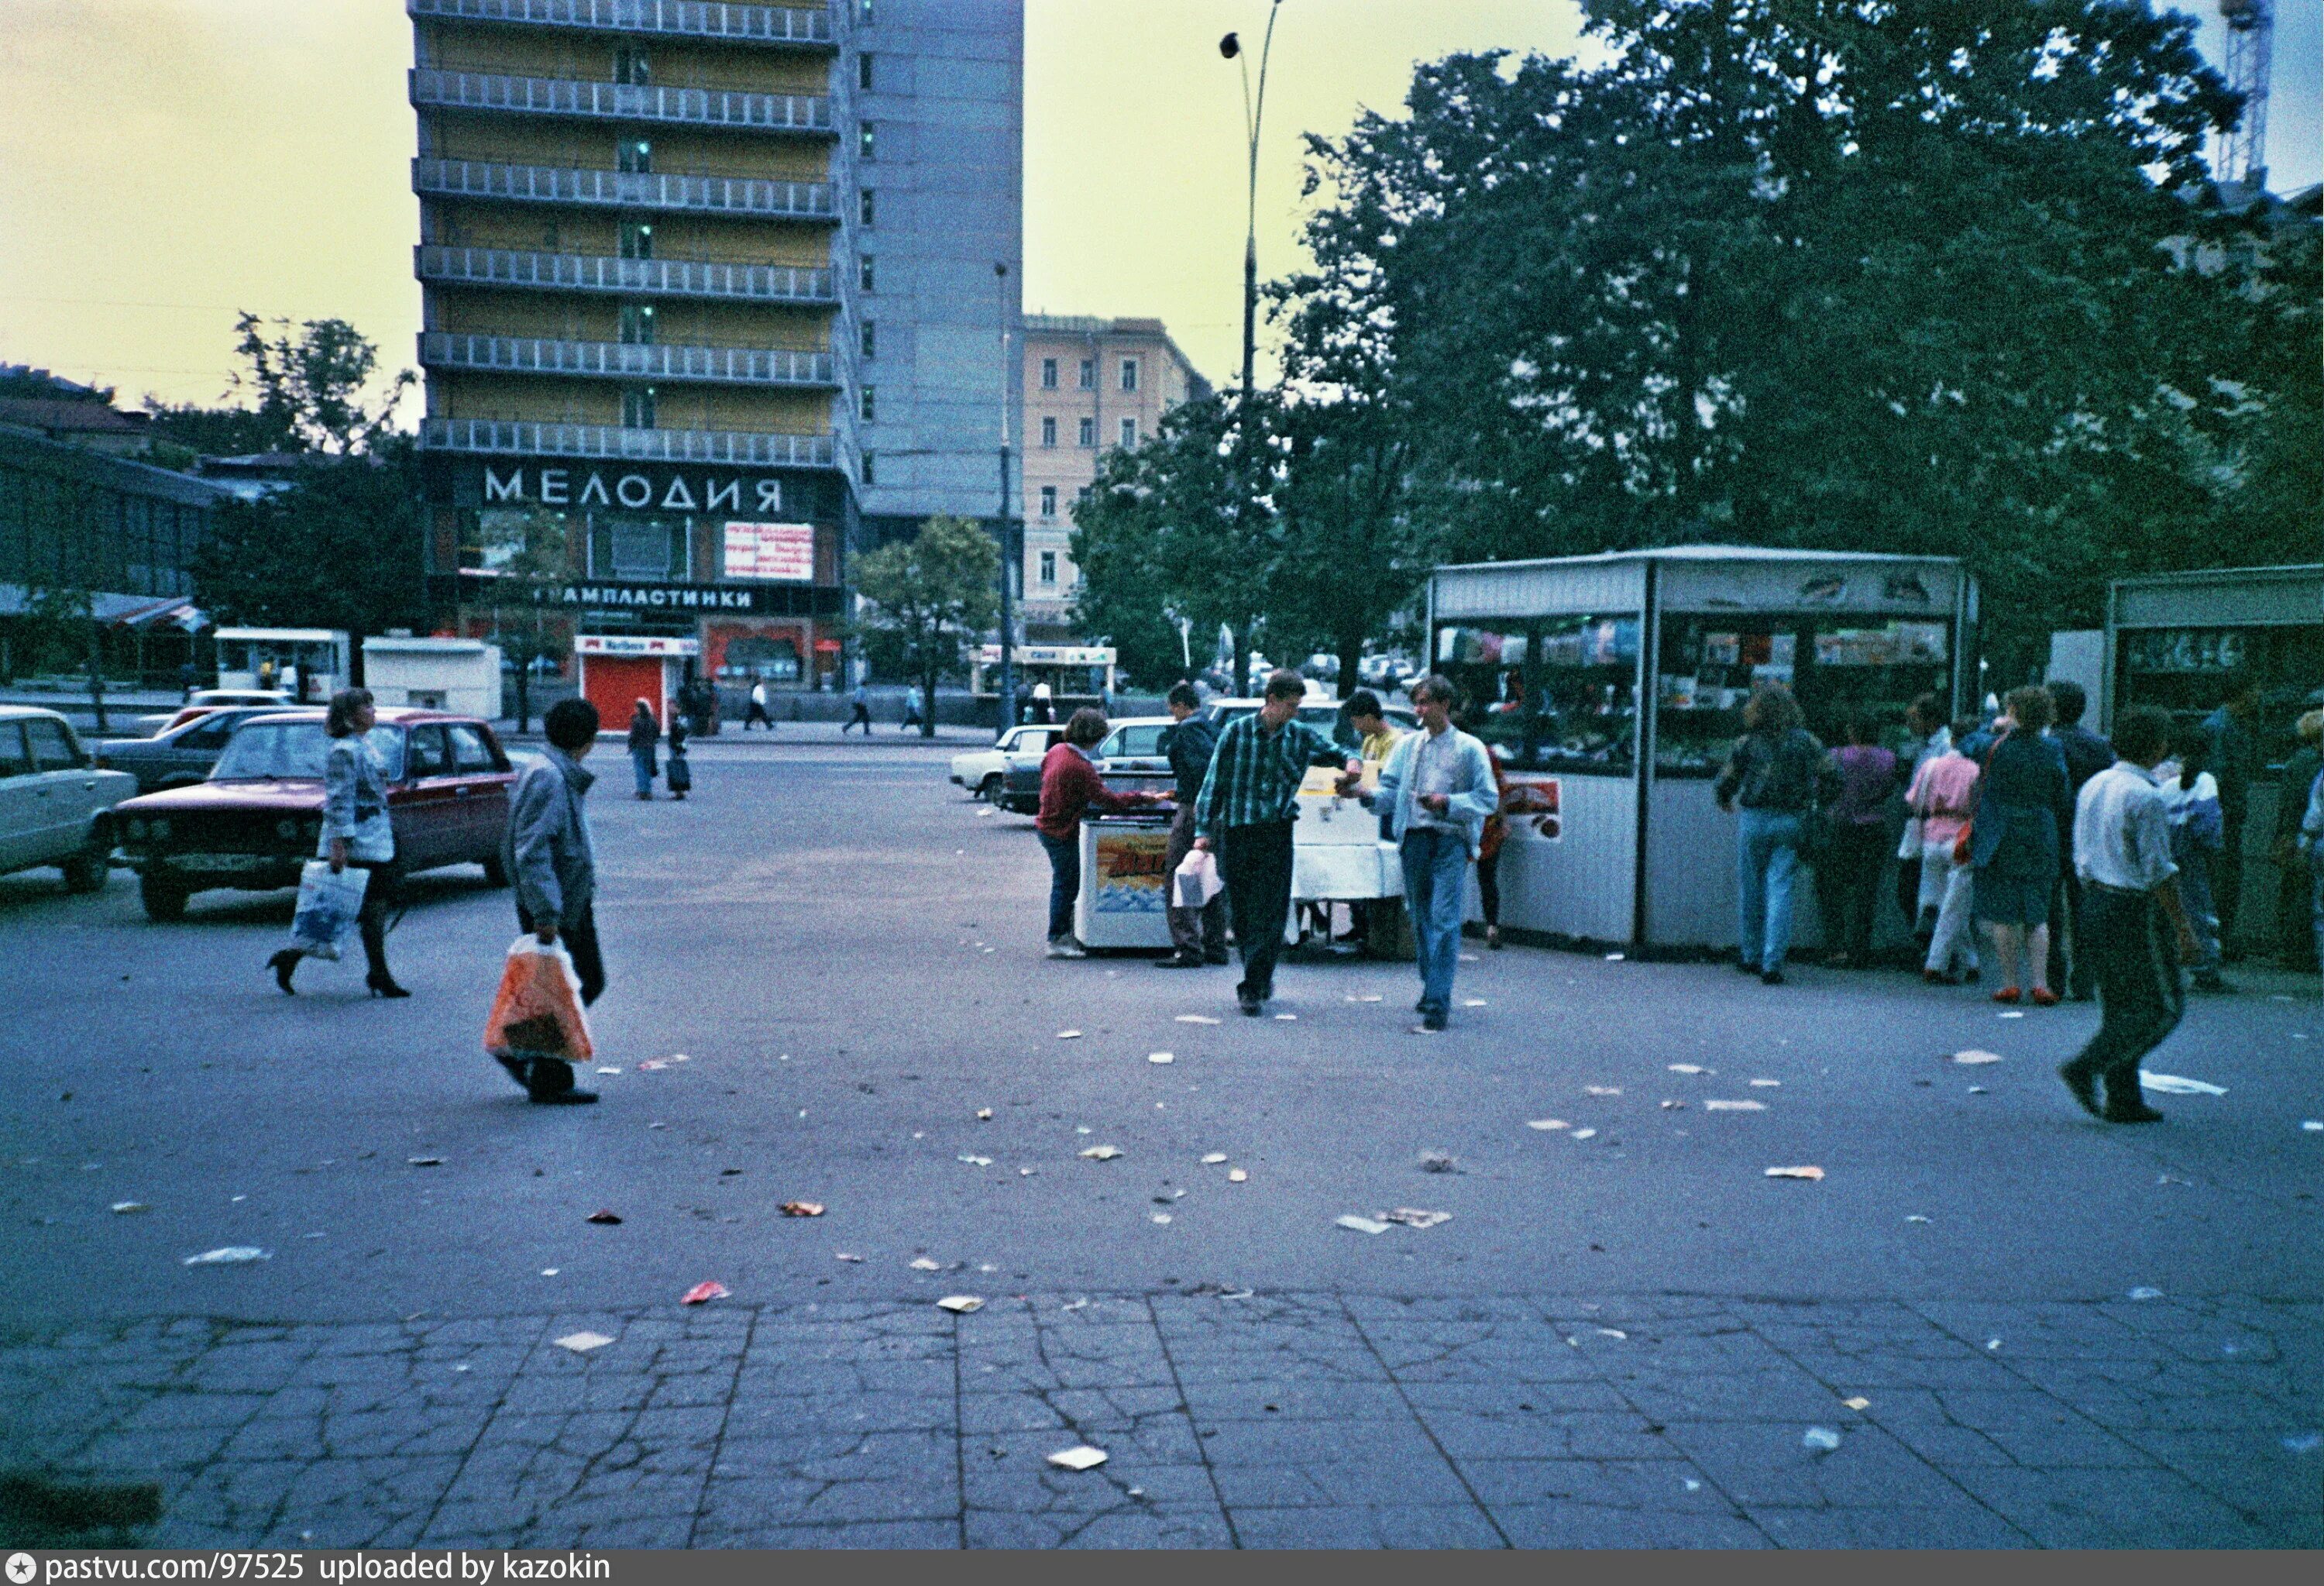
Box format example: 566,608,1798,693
114,708,517,921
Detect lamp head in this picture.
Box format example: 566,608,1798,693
1219,31,1240,59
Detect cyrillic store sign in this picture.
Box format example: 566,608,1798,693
534,581,772,613
482,463,786,515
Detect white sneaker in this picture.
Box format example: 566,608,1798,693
1046,937,1088,959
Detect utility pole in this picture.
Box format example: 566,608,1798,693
1221,5,1282,697
995,260,1016,734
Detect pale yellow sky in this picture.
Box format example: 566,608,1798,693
0,0,1591,414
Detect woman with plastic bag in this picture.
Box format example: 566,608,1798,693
266,689,407,997
493,697,605,1104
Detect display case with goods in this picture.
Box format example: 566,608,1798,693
1653,618,1951,776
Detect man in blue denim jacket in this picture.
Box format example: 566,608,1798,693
1371,675,1500,1030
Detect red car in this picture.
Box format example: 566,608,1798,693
114,708,517,921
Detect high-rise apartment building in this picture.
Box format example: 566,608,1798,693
408,0,1021,702
1019,316,1209,639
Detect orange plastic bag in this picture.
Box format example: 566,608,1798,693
483,937,595,1065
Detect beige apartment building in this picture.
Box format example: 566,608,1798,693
1019,315,1208,638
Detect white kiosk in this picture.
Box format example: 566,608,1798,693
362,637,504,719
215,628,349,703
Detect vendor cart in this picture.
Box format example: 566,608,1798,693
1074,812,1176,951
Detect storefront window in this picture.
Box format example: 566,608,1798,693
2115,626,2324,769
1654,618,1950,774
588,516,688,581
1435,618,1638,774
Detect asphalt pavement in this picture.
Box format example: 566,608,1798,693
1,738,2318,1548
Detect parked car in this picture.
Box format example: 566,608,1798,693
0,706,136,893
94,707,286,794
948,723,1067,803
114,708,517,922
132,688,293,738
1202,697,1420,745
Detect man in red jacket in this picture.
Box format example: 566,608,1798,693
1037,707,1166,958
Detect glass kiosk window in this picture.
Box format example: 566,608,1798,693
1435,617,1638,774
1654,618,1950,775
2116,626,2324,769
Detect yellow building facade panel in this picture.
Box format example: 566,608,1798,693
415,26,833,98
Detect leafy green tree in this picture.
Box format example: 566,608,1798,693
143,313,414,458
476,507,574,733
854,514,1001,737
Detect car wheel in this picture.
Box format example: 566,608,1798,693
139,872,189,922
481,852,511,888
978,773,1002,803
61,846,109,894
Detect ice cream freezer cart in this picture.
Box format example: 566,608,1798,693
1428,545,1977,955
1075,813,1177,951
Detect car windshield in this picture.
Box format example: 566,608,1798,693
213,722,404,782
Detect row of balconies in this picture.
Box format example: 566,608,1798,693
419,332,837,387
413,157,834,219
410,67,832,132
421,416,834,466
417,244,834,304
407,0,834,48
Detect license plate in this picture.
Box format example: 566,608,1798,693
170,853,284,874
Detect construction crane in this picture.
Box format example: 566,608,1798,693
2213,0,2274,192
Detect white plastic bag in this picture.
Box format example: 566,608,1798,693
1173,848,1223,909
287,862,369,960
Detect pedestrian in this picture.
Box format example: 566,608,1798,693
1156,682,1229,969
1035,707,1165,958
1817,715,1899,968
688,677,717,738
2274,709,2323,969
1909,718,1985,985
2296,737,2324,977
844,683,873,736
626,698,658,800
1346,690,1404,765
665,714,692,802
744,679,774,732
1191,669,1362,1015
1970,686,2074,1006
1371,675,1498,1030
1475,745,1513,951
2058,706,2204,1124
1714,684,1832,985
178,659,198,701
2046,680,2113,999
500,697,605,1106
1345,690,1415,951
1031,681,1054,725
266,688,407,999
2158,724,2229,993
1894,694,1952,938
902,690,923,732
2201,673,2262,955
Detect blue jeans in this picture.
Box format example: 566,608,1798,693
1038,829,1081,942
1400,826,1471,1016
631,751,655,796
1736,808,1804,970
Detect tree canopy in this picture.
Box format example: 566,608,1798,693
854,515,1002,735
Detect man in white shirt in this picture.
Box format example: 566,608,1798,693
2060,706,2204,1123
745,679,773,731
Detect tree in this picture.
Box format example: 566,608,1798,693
143,313,414,459
475,508,575,733
853,515,1001,738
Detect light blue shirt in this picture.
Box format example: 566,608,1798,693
1373,726,1499,858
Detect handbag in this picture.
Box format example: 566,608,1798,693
288,862,370,960
1952,731,2006,865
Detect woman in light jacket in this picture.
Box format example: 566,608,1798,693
267,688,407,998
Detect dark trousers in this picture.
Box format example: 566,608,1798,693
844,704,872,735
1163,805,1226,958
1038,830,1080,942
2047,873,2094,996
1220,821,1295,998
505,902,606,1099
1896,851,1927,934
1817,822,1888,963
349,859,396,981
2215,817,2244,951
744,702,773,729
2068,886,2184,1101
1477,846,1503,928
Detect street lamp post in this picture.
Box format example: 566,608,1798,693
995,260,1017,734
1220,5,1282,697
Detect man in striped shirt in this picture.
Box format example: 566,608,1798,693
1193,669,1362,1015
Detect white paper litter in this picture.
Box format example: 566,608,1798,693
909,1257,944,1271
1175,1014,1222,1025
957,1154,992,1168
1668,1064,1708,1075
554,1331,614,1354
1046,1444,1109,1471
1571,1128,1597,1140
1335,1214,1392,1234
1148,1052,1175,1065
1749,1079,1781,1088
2127,1286,2164,1301
1803,1426,1842,1453
1461,999,1486,1007
937,1295,984,1313
1343,995,1384,1003
1383,1208,1452,1228
1227,1168,1247,1182
1765,1165,1824,1181
1585,1085,1622,1096
1953,1050,2004,1065
1595,1327,1628,1340
1057,1030,1082,1040
1201,1152,1229,1165
183,1247,269,1265
1078,1145,1122,1161
1151,1213,1172,1225
1526,1118,1569,1131
1997,1010,2025,1020
1604,952,1625,962
1703,1099,1766,1112
2303,1121,2322,1133
1275,1013,1298,1021
2140,1072,2226,1096
108,1202,147,1214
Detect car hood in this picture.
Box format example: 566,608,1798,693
117,779,325,814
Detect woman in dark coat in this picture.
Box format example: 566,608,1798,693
626,698,659,801
1970,685,2075,1005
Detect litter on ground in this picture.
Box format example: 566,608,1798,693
585,1209,622,1225
1148,1052,1174,1065
1202,1152,1229,1165
1527,1119,1569,1131
1227,1169,1247,1182
2304,1121,2323,1133
1570,1128,1598,1140
1660,1099,1686,1110
407,1158,443,1168
1176,1014,1222,1024
1079,1145,1122,1161
1057,1030,1082,1040
1803,1426,1842,1453
1384,1208,1452,1228
1418,1151,1458,1172
1703,1099,1767,1112
1276,1013,1298,1021
108,1202,146,1214
779,1202,825,1217
1841,1396,1872,1411
976,1109,993,1120
937,1295,984,1313
1585,1085,1622,1096
1952,1050,2004,1065
1046,1445,1108,1471
2140,1072,2226,1096
909,1257,943,1271
1750,1079,1781,1088
1461,999,1486,1008
2127,1286,2164,1301
1668,1064,1708,1075
680,1281,729,1306
1343,996,1384,1004
1765,1165,1825,1181
1336,1214,1392,1234
835,1253,864,1263
553,1332,614,1354
1594,1327,1627,1340
183,1247,269,1265
958,1154,993,1167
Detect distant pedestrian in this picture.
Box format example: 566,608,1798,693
1475,747,1512,951
744,679,774,731
1714,684,1832,985
1970,686,2074,1006
502,697,605,1106
1372,675,1498,1030
1156,683,1229,969
1192,669,1362,1016
2046,680,2113,998
2274,710,2323,969
1031,682,1055,725
2159,724,2229,993
844,683,873,735
2296,736,2324,976
2059,706,2203,1124
178,659,198,701
266,687,406,999
1894,694,1951,938
2200,674,2261,955
1817,716,1899,969
665,715,692,801
902,690,923,732
626,698,658,800
1908,720,1984,985
1034,708,1164,958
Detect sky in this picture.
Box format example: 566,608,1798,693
0,0,2315,415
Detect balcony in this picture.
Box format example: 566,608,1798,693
411,67,832,132
407,0,834,48
417,246,835,304
420,332,837,387
412,157,835,219
423,415,834,467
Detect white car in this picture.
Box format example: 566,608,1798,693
949,723,1067,802
0,706,136,893
132,688,294,737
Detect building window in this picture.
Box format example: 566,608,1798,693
1040,356,1058,390
619,222,653,260
858,188,875,227
1040,415,1057,447
858,255,875,292
618,139,652,174
1040,550,1057,585
861,451,876,485
858,0,874,21
1120,358,1139,392
860,321,876,360
1078,358,1095,390
621,387,656,429
618,303,655,344
859,385,876,423
1078,417,1095,448
1039,486,1057,518
859,123,876,160
1119,417,1137,447
614,46,650,84
1077,485,1093,504
858,53,874,91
